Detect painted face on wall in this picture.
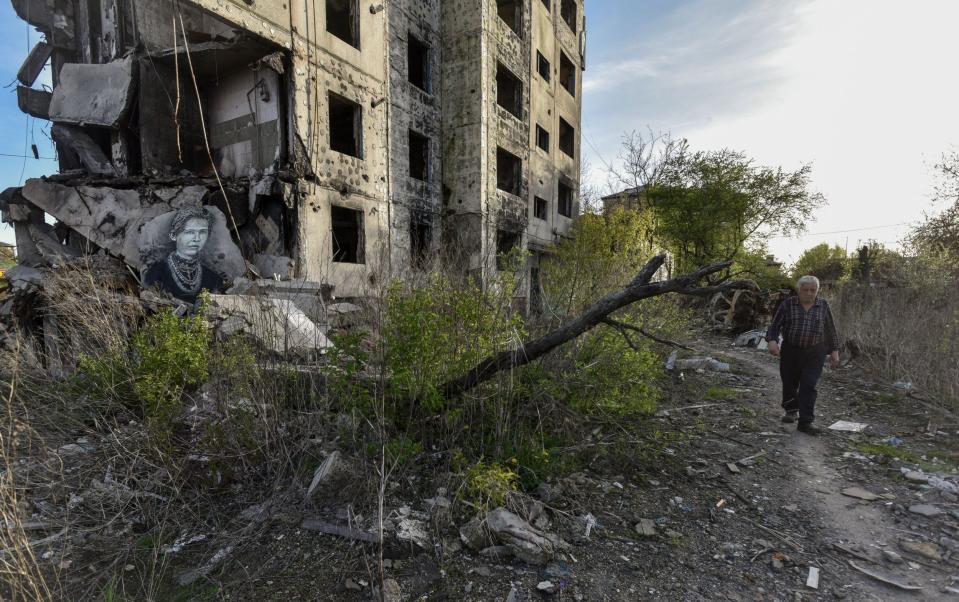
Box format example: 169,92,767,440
172,218,210,260
798,282,819,305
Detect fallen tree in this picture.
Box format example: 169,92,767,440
440,254,758,398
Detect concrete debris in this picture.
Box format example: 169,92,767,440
20,180,243,280
51,125,116,176
847,560,923,591
673,357,730,372
207,294,332,355
4,265,43,292
907,504,943,518
459,516,488,552
253,253,293,280
485,507,569,565
49,57,135,128
882,549,903,564
634,519,657,538
840,487,880,501
536,580,557,594
901,468,929,483
305,451,340,500
396,514,431,550
827,420,868,433
733,329,766,348
300,518,379,543
805,566,819,589
17,85,52,119
17,41,52,87
726,462,741,474
375,578,402,602
898,539,943,562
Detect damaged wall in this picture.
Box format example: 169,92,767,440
7,0,584,302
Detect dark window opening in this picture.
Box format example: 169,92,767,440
326,0,359,48
331,205,364,264
530,266,543,314
496,63,523,119
561,0,577,32
560,51,576,96
496,228,521,271
408,33,430,92
410,220,431,269
558,180,574,217
536,51,550,82
533,196,548,220
535,125,550,153
329,92,363,158
496,0,522,35
408,129,429,181
541,0,551,11
496,147,522,196
558,117,575,157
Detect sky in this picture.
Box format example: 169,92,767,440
1,1,958,267
581,0,959,265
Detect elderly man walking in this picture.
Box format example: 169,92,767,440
765,275,841,435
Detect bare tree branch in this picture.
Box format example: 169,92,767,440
439,256,755,398
600,318,695,351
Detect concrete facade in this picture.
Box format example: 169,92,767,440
6,0,584,301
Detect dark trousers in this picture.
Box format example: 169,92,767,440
780,342,827,425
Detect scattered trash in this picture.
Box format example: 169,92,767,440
893,381,914,392
840,487,880,501
581,513,598,538
733,330,766,348
805,566,820,589
882,549,903,564
847,560,923,591
770,552,788,571
908,504,943,518
634,519,658,538
900,468,929,483
665,350,678,371
885,436,903,447
536,580,557,594
673,357,731,372
828,420,868,433
305,450,340,500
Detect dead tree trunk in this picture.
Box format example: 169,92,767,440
440,254,757,398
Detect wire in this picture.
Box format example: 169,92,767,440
769,222,909,238
0,152,57,160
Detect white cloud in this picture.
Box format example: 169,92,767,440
582,0,959,267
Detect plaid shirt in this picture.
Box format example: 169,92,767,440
766,296,840,352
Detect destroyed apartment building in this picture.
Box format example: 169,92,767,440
2,0,586,313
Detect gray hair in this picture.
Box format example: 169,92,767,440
170,206,214,238
797,275,820,289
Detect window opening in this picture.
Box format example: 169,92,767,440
496,147,522,196
331,205,364,263
329,92,363,158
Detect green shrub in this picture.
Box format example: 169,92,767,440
384,267,525,416
566,329,660,416
462,460,519,510
76,306,211,443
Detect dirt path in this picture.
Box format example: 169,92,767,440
722,343,956,600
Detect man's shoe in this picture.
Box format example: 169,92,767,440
797,423,820,436
781,411,798,424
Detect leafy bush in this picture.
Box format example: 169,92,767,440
384,267,525,416
76,307,211,442
566,329,660,416
462,460,519,510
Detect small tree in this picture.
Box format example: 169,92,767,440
647,149,825,274
791,243,848,283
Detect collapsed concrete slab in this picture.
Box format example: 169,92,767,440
207,294,332,355
20,179,245,281
17,86,51,120
49,57,135,128
17,41,52,87
51,125,116,177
